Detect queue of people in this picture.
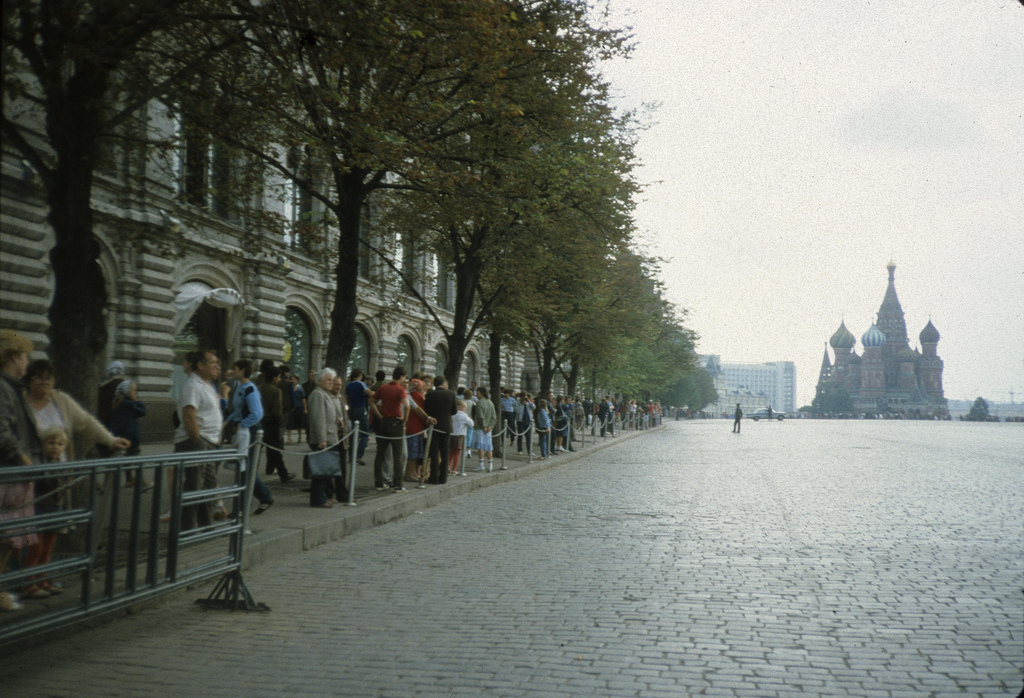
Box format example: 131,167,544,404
2,326,665,613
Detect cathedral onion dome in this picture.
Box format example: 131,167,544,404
861,324,886,348
920,320,940,344
896,348,920,364
829,321,856,349
846,353,862,365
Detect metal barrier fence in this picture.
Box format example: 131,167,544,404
0,436,266,648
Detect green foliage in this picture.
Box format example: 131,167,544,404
812,382,855,414
664,366,718,411
966,397,990,421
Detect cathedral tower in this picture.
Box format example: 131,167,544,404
876,262,910,387
918,320,944,398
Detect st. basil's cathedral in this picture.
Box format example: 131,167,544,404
816,263,947,417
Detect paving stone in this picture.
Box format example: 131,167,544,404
1,422,1020,697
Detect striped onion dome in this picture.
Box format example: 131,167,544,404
829,321,857,350
861,324,887,349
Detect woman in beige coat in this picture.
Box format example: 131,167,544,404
24,360,129,459
21,359,129,598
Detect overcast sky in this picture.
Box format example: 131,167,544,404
600,0,1024,407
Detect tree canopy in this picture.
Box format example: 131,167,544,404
4,0,704,406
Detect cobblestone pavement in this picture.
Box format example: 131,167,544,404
2,421,1021,697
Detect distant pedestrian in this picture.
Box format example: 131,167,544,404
258,366,291,483
733,403,742,433
284,374,306,444
109,380,146,458
449,400,473,474
424,376,457,483
97,360,125,429
471,387,497,471
307,369,346,508
535,399,551,459
173,350,224,530
0,330,40,612
109,379,147,487
344,369,372,464
225,359,273,516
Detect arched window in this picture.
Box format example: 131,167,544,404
347,325,371,378
396,335,415,375
284,308,312,377
465,353,477,387
173,302,226,362
434,345,448,376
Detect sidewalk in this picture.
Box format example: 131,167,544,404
139,425,660,574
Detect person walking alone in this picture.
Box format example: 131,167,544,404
733,403,743,433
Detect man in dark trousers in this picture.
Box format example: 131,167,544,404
733,403,743,433
258,366,291,483
423,375,458,485
598,397,612,437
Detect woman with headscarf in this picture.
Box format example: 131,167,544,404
97,360,125,430
109,379,147,458
109,379,147,487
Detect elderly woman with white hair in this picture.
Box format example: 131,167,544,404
306,368,347,508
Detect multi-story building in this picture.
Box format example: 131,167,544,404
700,355,797,415
1,101,523,440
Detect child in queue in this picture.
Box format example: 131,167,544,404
449,400,473,474
536,398,551,459
21,427,69,598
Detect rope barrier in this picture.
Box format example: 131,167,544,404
248,405,657,477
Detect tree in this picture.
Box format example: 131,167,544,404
175,0,551,373
665,366,717,412
966,397,990,422
365,0,636,388
2,0,243,406
812,382,854,415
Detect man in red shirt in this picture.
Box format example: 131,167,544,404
370,367,434,491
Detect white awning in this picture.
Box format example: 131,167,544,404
172,281,244,336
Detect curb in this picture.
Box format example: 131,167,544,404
240,426,663,571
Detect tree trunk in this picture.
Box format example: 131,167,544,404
47,157,107,415
487,330,503,456
536,334,556,398
442,250,483,386
325,169,367,371
44,70,110,414
565,360,580,398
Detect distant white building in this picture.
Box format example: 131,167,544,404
700,356,797,415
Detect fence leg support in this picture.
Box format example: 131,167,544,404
195,570,270,612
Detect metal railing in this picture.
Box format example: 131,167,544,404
0,435,267,648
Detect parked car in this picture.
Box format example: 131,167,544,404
748,408,784,421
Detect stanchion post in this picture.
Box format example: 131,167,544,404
347,425,357,505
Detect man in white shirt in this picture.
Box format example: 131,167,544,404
173,350,224,529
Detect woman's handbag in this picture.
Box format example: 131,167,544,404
304,450,342,478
